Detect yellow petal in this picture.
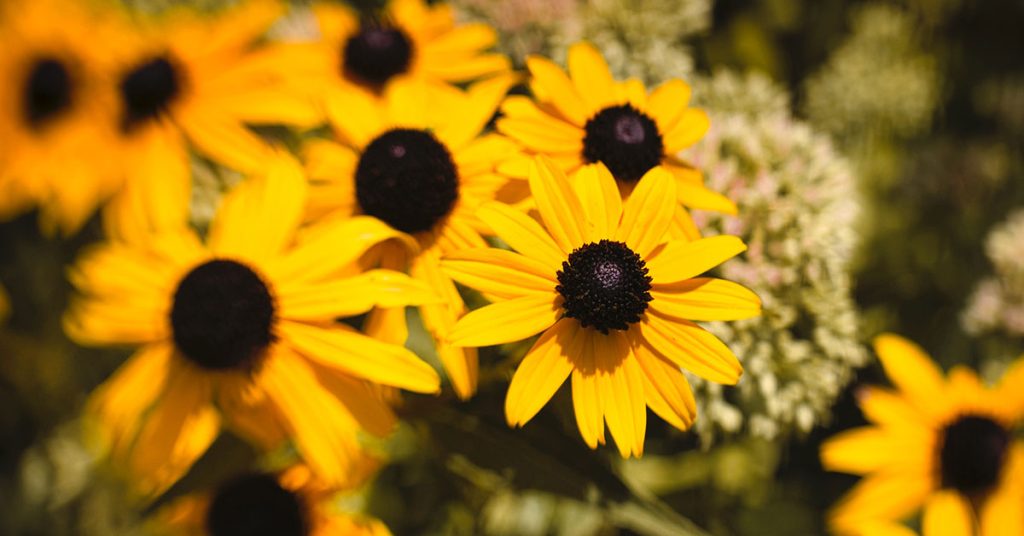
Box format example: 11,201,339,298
495,116,585,153
676,180,737,215
820,426,933,476
995,356,1024,421
260,351,364,485
280,321,440,393
307,363,398,439
448,292,561,347
640,314,742,384
435,73,518,150
208,154,308,263
441,248,556,299
529,156,587,253
615,166,677,257
567,42,615,113
571,333,606,449
265,216,415,283
420,23,497,55
922,491,973,536
526,55,588,126
573,163,622,241
476,202,565,270
180,109,272,172
650,278,761,321
64,296,169,346
645,235,747,284
647,79,692,135
828,472,932,533
128,360,219,498
669,204,702,241
632,337,697,431
505,318,579,427
873,334,947,418
278,269,439,320
662,108,710,151
598,333,646,458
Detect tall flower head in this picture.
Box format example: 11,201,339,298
442,157,760,456
0,0,123,234
303,75,518,399
497,42,734,240
821,334,1024,535
64,154,441,497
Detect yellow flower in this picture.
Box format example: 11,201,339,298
0,0,124,234
102,0,321,243
303,75,518,399
821,334,1024,535
303,0,511,97
156,464,391,536
442,157,761,457
497,42,734,240
64,155,440,497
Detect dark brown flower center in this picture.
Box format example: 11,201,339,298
582,104,664,182
355,128,459,234
119,55,181,132
556,240,652,333
939,414,1010,496
170,259,275,371
206,473,308,536
342,22,413,90
23,57,73,128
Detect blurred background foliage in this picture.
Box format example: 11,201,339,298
2,0,1023,534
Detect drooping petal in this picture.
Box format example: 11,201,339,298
632,338,697,431
828,472,932,533
571,333,606,449
505,318,579,427
448,292,561,347
127,359,219,498
598,332,646,458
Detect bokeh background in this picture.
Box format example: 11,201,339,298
1,0,1023,534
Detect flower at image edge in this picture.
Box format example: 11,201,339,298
821,334,1024,536
64,154,441,497
442,156,761,457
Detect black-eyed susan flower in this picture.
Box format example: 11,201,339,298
102,0,321,243
0,0,124,234
303,76,518,399
497,42,734,240
441,157,761,456
64,154,441,497
157,464,391,536
301,0,511,98
821,334,1024,536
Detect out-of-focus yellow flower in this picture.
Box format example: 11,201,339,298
64,154,440,498
443,156,760,457
303,75,518,399
0,0,124,235
156,464,391,536
497,42,733,241
102,0,321,244
821,334,1024,536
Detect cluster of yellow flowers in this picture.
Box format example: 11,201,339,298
1,0,759,533
2,0,1021,535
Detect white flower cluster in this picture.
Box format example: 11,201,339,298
688,71,867,443
963,209,1024,340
